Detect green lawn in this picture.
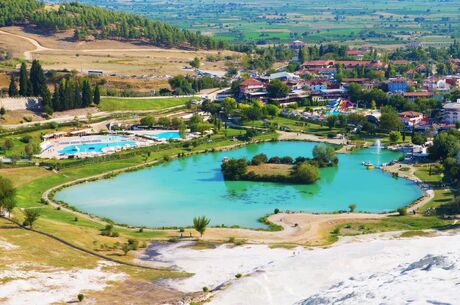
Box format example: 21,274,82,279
99,96,195,111
419,189,455,214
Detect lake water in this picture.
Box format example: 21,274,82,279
55,141,423,228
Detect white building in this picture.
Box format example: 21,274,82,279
442,102,460,124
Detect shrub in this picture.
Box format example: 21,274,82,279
291,163,320,184
348,204,357,213
235,273,242,279
389,131,402,143
274,208,280,214
397,207,407,216
412,133,427,145
78,293,84,302
251,153,268,165
202,287,209,293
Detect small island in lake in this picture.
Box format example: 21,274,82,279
221,144,338,184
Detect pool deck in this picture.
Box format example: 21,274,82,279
37,134,155,159
37,129,201,159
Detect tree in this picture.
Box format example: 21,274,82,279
380,106,402,131
412,133,427,145
3,139,14,151
389,131,402,143
251,153,268,165
23,209,40,228
348,204,357,213
77,294,84,302
140,116,155,127
326,115,337,129
265,104,280,117
0,176,16,217
93,85,101,105
0,107,5,118
292,163,320,184
222,97,237,117
298,47,307,63
25,143,38,157
193,216,211,237
81,79,93,107
189,57,201,68
312,144,338,167
429,131,459,161
267,79,289,98
19,62,28,96
122,243,131,255
221,158,247,180
8,76,18,97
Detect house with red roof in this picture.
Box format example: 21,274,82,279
399,111,425,126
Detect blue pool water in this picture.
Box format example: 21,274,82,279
58,136,136,155
147,131,182,139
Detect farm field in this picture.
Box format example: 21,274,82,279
54,0,460,46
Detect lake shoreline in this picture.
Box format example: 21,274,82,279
49,138,422,231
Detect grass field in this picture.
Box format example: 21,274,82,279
99,96,195,111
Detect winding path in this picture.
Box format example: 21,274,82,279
0,28,225,62
0,29,52,60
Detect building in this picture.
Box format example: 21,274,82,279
289,40,305,50
442,102,460,124
403,92,434,101
387,78,409,93
269,72,299,81
399,111,424,126
302,60,336,69
87,70,104,76
346,49,365,60
239,78,267,100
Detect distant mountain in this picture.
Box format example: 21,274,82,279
0,0,239,50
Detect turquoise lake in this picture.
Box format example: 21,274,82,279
55,141,423,228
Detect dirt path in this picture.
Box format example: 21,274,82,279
277,131,347,145
0,28,210,61
0,29,52,60
201,212,389,245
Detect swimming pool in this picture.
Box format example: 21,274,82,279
58,136,136,155
147,131,182,139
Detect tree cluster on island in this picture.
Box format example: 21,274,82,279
221,144,338,184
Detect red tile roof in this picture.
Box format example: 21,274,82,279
303,60,336,66
399,111,423,118
240,79,263,87
403,92,434,97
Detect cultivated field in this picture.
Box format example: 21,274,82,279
61,0,460,46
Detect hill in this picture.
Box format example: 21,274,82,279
0,0,236,50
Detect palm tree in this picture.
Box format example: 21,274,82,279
193,216,211,237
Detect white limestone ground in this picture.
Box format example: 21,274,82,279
146,233,460,305
0,238,19,251
0,261,126,305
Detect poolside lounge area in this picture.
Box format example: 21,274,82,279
37,129,200,159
